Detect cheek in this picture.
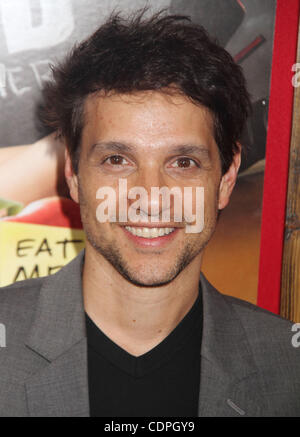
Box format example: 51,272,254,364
78,176,100,218
203,183,219,218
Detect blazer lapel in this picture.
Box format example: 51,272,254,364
24,251,90,417
25,339,89,417
198,274,265,417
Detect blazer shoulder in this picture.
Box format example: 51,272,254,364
201,275,297,350
0,276,44,300
201,273,293,330
0,277,44,325
223,293,293,329
220,293,299,363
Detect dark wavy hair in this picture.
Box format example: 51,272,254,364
42,9,251,174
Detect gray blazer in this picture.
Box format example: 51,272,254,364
0,250,299,417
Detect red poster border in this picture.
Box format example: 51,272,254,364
257,0,300,313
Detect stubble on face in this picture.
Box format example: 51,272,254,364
78,178,219,287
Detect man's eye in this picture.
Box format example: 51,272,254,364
171,157,198,168
104,155,129,165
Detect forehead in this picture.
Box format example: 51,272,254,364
82,90,216,150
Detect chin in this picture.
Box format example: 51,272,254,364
121,272,177,288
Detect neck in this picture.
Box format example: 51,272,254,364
82,245,202,356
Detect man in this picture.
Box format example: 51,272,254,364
0,10,299,417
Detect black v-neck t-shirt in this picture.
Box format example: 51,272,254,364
85,287,203,417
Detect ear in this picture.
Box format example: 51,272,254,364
65,148,79,203
218,144,241,210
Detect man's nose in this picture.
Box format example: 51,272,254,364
128,167,169,220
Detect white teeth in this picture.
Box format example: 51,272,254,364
125,226,175,238
158,228,164,237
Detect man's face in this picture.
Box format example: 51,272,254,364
66,90,239,286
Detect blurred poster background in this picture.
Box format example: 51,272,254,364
0,0,276,303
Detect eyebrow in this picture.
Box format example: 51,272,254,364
88,141,134,158
168,144,211,159
88,141,211,159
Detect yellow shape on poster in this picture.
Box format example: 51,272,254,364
0,221,85,287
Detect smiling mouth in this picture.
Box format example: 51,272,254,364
124,226,175,239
